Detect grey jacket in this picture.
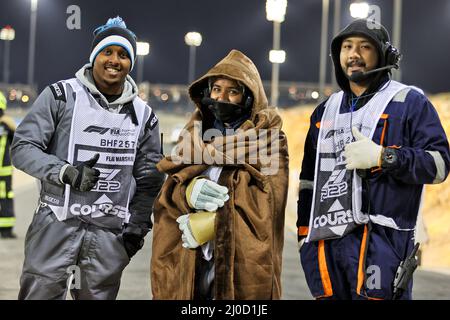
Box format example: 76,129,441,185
11,64,165,236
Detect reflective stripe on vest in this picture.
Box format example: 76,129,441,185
0,217,15,227
0,166,13,177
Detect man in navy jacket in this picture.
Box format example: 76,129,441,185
297,19,449,300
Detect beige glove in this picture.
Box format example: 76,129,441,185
176,211,216,249
344,127,382,170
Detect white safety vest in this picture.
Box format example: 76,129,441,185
48,78,148,226
307,80,408,242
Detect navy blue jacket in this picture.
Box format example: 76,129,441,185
297,84,450,239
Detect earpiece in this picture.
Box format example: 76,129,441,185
383,42,402,68
243,93,253,109
202,87,210,98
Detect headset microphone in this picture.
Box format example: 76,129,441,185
349,64,398,82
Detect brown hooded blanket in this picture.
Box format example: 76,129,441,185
151,49,289,299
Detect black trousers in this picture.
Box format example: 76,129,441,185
194,250,215,300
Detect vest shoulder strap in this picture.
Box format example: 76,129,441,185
48,81,67,103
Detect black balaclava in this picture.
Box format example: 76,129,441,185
330,19,392,93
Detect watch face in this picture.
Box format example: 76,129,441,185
382,148,398,167
385,153,394,163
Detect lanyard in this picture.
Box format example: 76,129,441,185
349,94,361,140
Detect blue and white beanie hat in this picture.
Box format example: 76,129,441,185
90,16,137,70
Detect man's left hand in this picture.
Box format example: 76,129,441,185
344,127,382,170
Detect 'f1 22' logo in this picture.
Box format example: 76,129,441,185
91,168,122,192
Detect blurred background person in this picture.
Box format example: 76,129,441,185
0,91,17,239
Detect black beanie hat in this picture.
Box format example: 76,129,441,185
330,19,391,91
90,16,137,70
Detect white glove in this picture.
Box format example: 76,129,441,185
176,214,200,249
344,127,382,170
186,178,229,212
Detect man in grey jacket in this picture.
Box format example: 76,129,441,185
11,16,165,300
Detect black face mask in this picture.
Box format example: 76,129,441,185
201,97,249,123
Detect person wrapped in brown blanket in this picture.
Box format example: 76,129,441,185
151,49,289,300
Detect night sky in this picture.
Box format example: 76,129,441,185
1,0,449,93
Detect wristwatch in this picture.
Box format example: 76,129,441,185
381,147,399,169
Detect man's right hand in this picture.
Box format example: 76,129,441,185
62,153,100,192
186,177,229,212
